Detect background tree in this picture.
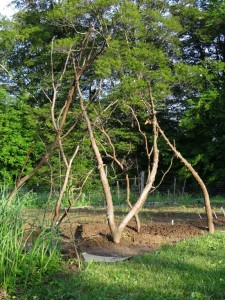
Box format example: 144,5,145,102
0,88,43,186
170,0,225,184
0,0,218,238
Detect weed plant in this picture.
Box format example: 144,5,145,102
0,191,62,294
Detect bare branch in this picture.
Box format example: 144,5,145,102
42,89,52,103
51,37,56,89
57,167,94,226
0,64,13,78
157,122,214,233
17,141,35,182
150,156,174,194
127,105,153,177
53,143,80,225
59,137,68,168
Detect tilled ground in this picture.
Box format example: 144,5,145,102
25,207,225,258
60,214,218,258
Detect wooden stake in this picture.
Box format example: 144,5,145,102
221,207,225,217
198,213,202,219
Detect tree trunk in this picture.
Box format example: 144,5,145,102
78,83,159,243
77,74,160,243
157,124,214,234
78,90,118,242
118,140,159,236
125,173,141,233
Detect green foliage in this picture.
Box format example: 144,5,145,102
0,88,43,185
0,0,225,191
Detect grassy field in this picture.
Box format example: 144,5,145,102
16,232,225,300
1,190,225,299
6,185,225,208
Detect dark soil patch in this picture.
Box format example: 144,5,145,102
25,208,225,259
60,215,216,258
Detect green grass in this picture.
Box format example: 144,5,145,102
16,232,225,300
0,192,62,296
5,186,225,209
2,187,225,298
209,196,225,206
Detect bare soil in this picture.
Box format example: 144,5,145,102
56,207,225,259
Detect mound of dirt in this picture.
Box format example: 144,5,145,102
61,221,207,258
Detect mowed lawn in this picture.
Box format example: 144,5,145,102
18,232,225,300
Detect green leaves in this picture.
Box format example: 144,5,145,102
115,1,142,28
0,88,42,185
0,0,225,188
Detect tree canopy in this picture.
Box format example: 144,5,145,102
0,0,224,188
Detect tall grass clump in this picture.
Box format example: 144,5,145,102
0,190,62,294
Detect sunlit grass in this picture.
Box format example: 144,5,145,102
2,187,225,299
17,233,225,300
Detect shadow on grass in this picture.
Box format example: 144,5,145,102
15,233,225,300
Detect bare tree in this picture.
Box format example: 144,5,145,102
156,124,214,233
76,60,159,242
97,125,141,233
8,26,107,202
8,46,76,202
144,82,214,234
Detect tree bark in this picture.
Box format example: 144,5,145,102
157,124,214,234
77,85,119,241
77,76,159,242
125,173,141,233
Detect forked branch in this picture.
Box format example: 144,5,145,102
98,125,141,232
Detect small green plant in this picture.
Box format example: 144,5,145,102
76,193,89,207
